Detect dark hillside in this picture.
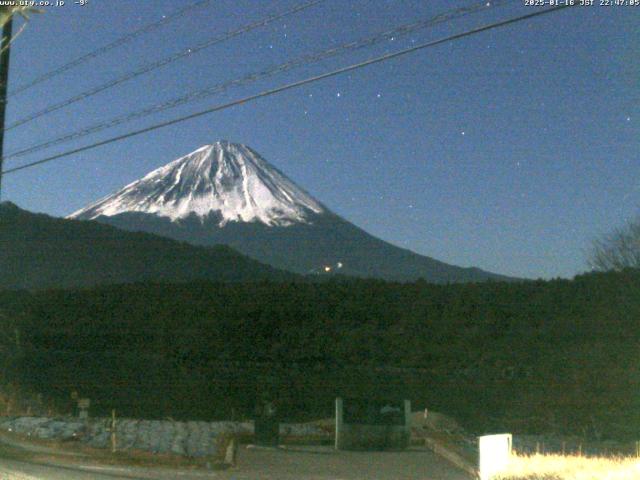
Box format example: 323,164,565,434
2,270,639,438
0,202,294,290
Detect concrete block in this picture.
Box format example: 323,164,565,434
478,433,512,480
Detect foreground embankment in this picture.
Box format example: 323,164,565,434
0,416,326,457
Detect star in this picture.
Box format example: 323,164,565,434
626,116,631,122
376,93,382,98
336,92,341,98
461,131,466,136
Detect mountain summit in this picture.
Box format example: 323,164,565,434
71,141,511,283
70,141,324,226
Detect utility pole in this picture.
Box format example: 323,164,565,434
0,12,13,200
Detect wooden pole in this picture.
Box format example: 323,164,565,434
110,409,117,453
335,397,343,450
0,13,12,199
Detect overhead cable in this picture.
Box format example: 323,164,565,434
0,5,573,179
4,0,324,130
8,0,214,97
4,0,515,161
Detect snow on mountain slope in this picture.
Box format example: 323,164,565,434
69,141,325,226
68,140,513,283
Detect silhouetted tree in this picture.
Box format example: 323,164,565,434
589,216,640,271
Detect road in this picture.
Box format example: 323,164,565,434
0,456,220,480
0,446,473,480
0,457,143,480
224,446,473,480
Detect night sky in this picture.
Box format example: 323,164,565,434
2,0,638,279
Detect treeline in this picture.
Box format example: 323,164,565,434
1,270,639,438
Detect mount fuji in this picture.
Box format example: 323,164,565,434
70,141,508,283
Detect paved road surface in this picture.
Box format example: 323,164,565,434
0,457,142,480
0,457,215,480
224,446,473,480
0,446,473,479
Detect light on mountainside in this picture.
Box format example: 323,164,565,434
67,139,508,283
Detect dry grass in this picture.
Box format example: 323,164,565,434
496,453,640,480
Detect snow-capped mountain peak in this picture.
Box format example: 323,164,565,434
69,141,325,226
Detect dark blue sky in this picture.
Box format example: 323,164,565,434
3,0,638,279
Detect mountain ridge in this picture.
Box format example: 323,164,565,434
70,141,325,227
70,141,512,283
0,201,295,290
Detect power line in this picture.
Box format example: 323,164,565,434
0,5,573,179
4,0,515,161
7,0,214,98
0,12,30,55
4,0,324,131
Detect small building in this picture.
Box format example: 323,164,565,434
335,397,411,450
